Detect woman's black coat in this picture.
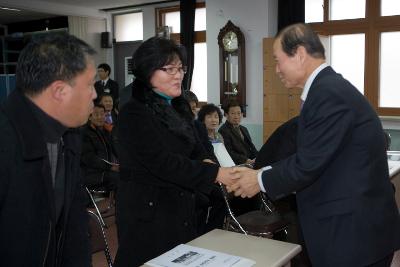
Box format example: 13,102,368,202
114,87,219,267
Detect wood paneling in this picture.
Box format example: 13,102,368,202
263,37,301,142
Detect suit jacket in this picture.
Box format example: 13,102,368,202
114,92,219,267
261,66,400,266
218,121,258,165
94,78,119,103
0,90,90,267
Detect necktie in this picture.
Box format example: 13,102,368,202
105,112,113,124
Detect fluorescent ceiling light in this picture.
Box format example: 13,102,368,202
0,7,21,11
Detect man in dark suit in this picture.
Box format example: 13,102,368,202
0,33,96,266
219,100,258,165
228,23,400,266
218,100,259,216
94,63,119,105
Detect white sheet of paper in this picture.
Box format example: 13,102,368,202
146,244,255,267
212,143,235,167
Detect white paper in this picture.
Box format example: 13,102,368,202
212,143,235,167
146,244,255,267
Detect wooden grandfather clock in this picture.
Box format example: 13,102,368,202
217,20,246,115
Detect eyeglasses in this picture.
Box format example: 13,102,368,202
159,66,188,75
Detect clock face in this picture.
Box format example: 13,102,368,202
222,31,238,52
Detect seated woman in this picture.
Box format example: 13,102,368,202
197,103,224,144
80,103,119,191
113,37,233,267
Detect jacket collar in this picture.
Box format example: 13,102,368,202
3,90,78,159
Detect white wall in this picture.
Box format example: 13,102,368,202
86,18,108,68
206,0,278,148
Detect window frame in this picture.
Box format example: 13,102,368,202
155,2,207,103
308,0,400,115
155,2,206,43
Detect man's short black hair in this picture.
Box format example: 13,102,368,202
198,103,223,124
16,32,96,96
97,63,111,75
222,100,243,115
93,103,106,111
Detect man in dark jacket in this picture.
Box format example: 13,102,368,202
0,32,97,266
81,103,119,190
219,100,258,165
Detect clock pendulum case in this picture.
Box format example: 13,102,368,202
217,20,246,116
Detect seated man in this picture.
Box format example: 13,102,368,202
219,100,259,216
98,93,118,132
219,100,258,165
81,103,119,190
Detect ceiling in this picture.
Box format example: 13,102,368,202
0,0,170,24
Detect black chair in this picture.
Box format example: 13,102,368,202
85,186,115,228
221,184,289,240
88,210,113,267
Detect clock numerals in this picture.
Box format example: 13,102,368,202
223,31,238,52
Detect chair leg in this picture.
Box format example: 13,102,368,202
85,187,107,227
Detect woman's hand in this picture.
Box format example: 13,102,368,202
216,167,237,186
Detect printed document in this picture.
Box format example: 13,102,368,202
212,143,235,167
146,244,255,267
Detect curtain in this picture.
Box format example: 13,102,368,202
278,0,305,32
180,0,196,91
68,16,88,42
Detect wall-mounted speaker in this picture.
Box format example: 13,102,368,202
101,31,112,48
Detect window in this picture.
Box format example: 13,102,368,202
114,12,143,42
379,32,400,107
156,3,207,101
306,0,400,115
305,0,324,23
330,0,365,20
163,8,206,33
191,43,207,101
381,0,400,16
330,34,365,94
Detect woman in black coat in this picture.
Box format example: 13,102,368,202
113,37,233,267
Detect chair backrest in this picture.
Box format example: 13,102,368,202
87,210,113,267
85,187,106,227
220,183,289,239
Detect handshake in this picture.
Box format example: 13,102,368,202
216,166,262,198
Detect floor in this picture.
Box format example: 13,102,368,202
89,198,400,267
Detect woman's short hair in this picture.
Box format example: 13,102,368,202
131,37,186,86
198,103,223,124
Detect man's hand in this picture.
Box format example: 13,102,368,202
227,166,261,198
